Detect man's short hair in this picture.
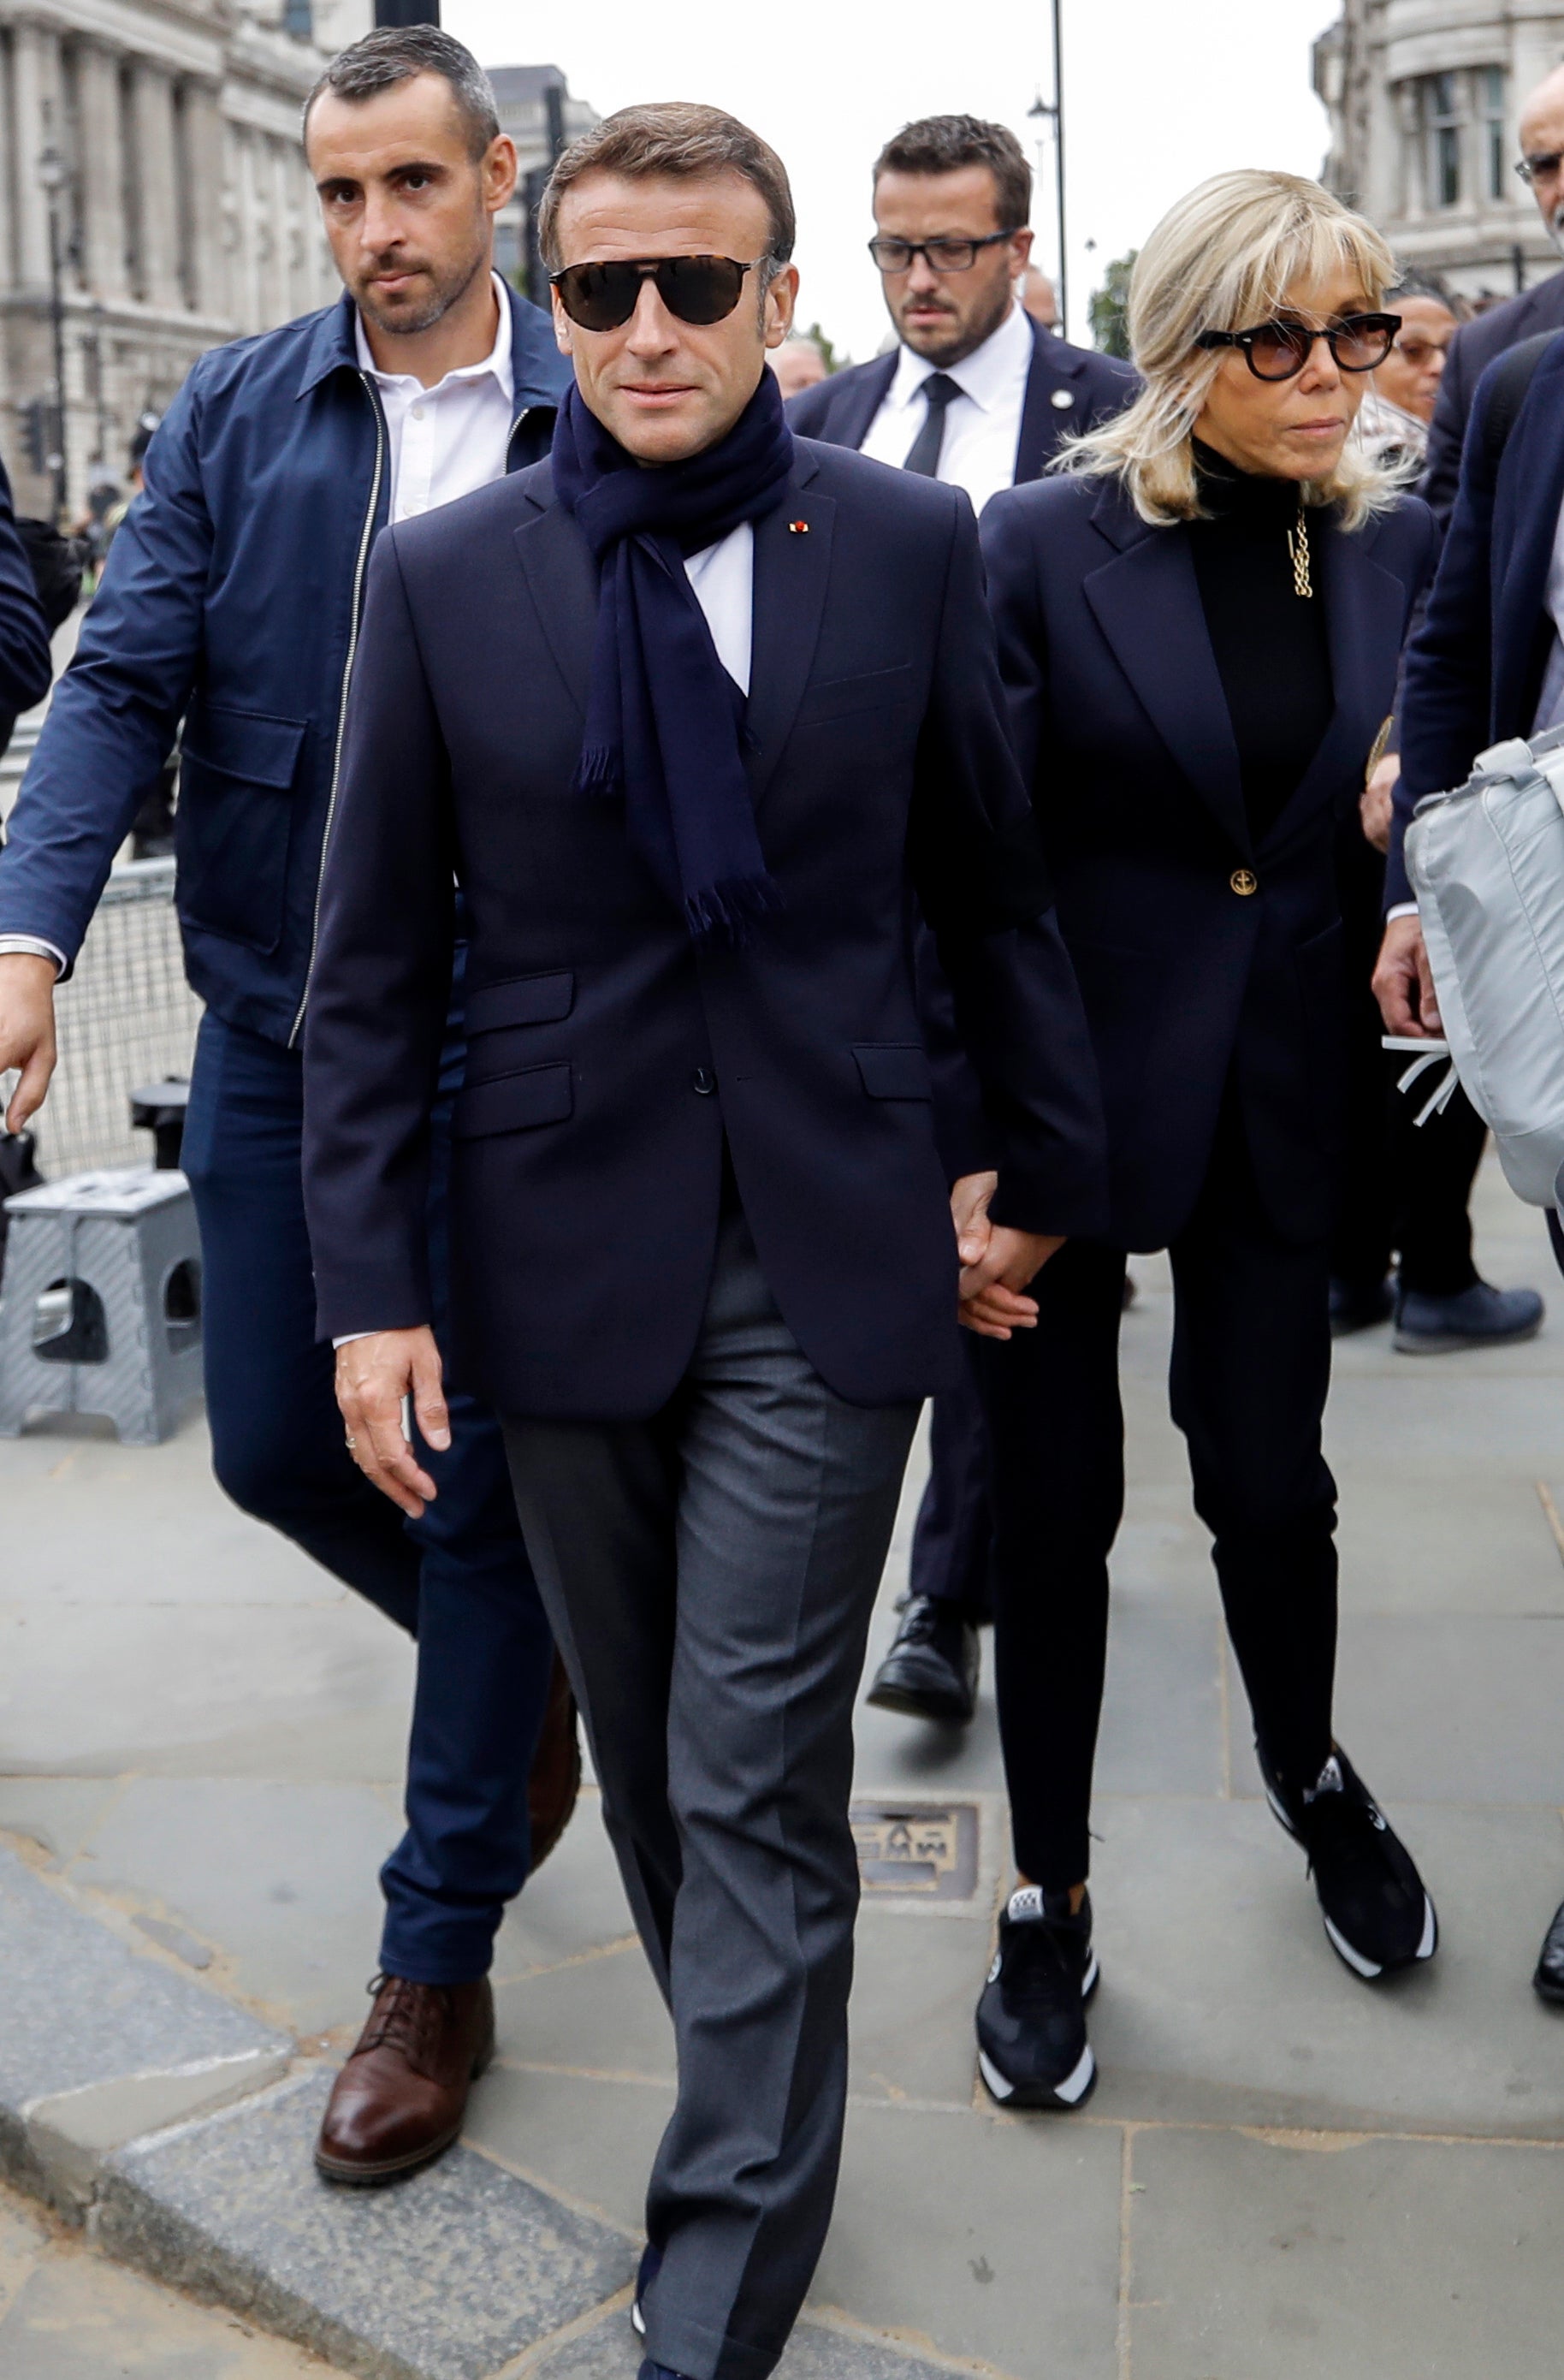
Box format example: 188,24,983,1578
304,27,500,163
537,103,795,274
873,115,1032,231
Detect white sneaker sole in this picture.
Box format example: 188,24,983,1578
631,2303,645,2338
1324,1892,1438,1981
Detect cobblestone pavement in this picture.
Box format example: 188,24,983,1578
2,1152,1562,2377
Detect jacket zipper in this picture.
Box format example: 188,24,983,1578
288,371,387,1047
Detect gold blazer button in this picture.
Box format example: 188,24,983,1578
1229,868,1258,897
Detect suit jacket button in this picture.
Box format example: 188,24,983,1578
691,1066,716,1095
1229,868,1258,897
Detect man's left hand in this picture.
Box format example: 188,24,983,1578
951,1170,1064,1341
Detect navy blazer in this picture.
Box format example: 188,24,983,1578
1394,328,1564,905
0,453,52,736
301,438,1105,1421
1421,268,1564,523
785,316,1134,478
981,472,1439,1249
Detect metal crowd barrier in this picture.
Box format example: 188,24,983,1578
1,859,202,1178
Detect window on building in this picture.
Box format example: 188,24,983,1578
1483,66,1508,201
1421,71,1461,208
283,0,313,39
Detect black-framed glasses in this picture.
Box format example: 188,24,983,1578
1517,148,1564,185
1195,313,1401,381
550,254,762,332
868,229,1019,274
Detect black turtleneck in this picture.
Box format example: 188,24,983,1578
1187,439,1333,846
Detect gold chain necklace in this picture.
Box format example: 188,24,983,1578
1287,493,1314,598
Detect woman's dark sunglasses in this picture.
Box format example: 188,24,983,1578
1195,313,1401,381
551,254,761,332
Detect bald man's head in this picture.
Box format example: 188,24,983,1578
1518,65,1564,243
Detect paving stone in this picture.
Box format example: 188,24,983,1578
530,2302,970,2380
0,2191,47,2319
494,1943,674,2086
1224,1616,1564,1807
99,2068,634,2380
1324,1470,1564,1617
1126,2123,1564,2380
1085,1796,1564,2136
0,1849,290,2210
1094,1600,1224,1799
847,1908,994,2108
490,1792,638,1986
70,1778,402,2033
0,1780,123,1868
812,2100,1123,2377
463,2066,671,2237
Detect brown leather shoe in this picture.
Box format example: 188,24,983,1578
315,1974,495,2184
528,1650,582,1874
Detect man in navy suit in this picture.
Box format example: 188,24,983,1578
1421,63,1564,522
302,102,1102,2380
791,113,1133,1724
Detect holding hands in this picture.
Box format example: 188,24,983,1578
951,1169,1063,1339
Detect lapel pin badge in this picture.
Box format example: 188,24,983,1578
788,519,809,534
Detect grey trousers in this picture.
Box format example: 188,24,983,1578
503,1209,918,2380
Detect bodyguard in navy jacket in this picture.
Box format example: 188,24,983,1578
0,453,52,738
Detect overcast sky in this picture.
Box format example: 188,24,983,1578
451,0,1339,358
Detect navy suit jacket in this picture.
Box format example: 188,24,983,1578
301,436,1105,1421
0,453,52,739
981,472,1439,1249
1421,268,1564,523
785,316,1134,478
1393,329,1564,905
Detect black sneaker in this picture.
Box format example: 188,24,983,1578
975,1885,1099,2110
1262,1745,1437,1979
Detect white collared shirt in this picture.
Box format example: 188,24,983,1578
684,525,755,693
859,300,1034,515
355,272,516,523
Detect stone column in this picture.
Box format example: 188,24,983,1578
132,62,181,312
75,42,129,304
10,19,64,289
181,79,228,319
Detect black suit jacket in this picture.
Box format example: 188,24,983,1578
980,473,1439,1249
301,437,1105,1420
785,316,1135,478
1421,268,1564,522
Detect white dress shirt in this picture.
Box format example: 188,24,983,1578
859,300,1034,516
355,272,516,522
0,280,524,980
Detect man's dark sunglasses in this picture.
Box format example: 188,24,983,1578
868,229,1019,274
550,254,761,331
1517,148,1564,186
1195,312,1401,382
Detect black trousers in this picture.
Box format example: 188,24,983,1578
1333,823,1486,1299
978,1107,1339,1892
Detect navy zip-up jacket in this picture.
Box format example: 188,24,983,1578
0,286,568,1044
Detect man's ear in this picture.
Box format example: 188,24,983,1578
484,134,518,214
550,289,573,359
764,263,800,352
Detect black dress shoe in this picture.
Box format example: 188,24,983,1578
1330,1276,1394,1337
866,1594,979,1722
1533,1899,1564,2004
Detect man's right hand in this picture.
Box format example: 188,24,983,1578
1372,911,1443,1039
0,953,59,1132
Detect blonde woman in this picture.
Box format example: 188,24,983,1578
965,170,1440,2111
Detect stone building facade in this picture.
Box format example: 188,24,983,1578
1314,2,1564,298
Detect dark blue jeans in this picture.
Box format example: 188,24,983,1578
181,1010,555,1982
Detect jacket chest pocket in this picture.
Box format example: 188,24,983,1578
175,703,308,955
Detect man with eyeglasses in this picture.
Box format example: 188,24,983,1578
300,100,1104,2380
790,113,1132,1727
1422,62,1564,521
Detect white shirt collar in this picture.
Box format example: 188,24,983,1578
354,271,515,404
885,300,1034,414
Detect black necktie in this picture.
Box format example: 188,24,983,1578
902,372,961,477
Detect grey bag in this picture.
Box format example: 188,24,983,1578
1405,722,1564,1208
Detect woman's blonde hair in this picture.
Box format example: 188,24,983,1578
1060,169,1400,529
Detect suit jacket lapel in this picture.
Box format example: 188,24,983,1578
745,461,835,802
834,353,897,453
1493,346,1564,733
1083,498,1250,853
512,482,597,716
1015,318,1075,482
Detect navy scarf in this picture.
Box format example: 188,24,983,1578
552,370,795,945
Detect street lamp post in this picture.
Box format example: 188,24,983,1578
1028,0,1068,337
37,143,70,525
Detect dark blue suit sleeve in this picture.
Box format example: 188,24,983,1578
302,531,456,1338
1391,384,1504,905
0,456,52,720
0,377,210,963
1419,329,1475,527
909,493,1105,1237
